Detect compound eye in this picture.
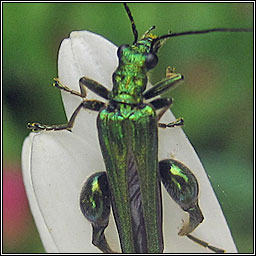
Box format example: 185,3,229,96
145,52,158,69
117,44,129,58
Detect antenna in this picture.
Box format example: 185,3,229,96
123,3,138,44
157,28,252,40
151,28,252,50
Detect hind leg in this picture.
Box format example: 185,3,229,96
159,159,225,253
80,172,115,253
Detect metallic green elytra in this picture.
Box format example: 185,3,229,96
27,2,252,254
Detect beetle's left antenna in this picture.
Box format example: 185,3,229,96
151,27,252,50
124,3,138,44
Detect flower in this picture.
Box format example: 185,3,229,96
22,30,237,253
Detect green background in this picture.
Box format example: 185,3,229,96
3,2,253,253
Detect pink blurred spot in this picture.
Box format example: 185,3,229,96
3,165,30,245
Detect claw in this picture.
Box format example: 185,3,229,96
27,122,42,132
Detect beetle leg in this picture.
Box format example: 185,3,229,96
53,78,87,98
186,234,225,253
28,77,110,132
80,172,115,253
149,98,184,128
145,67,184,129
158,118,184,128
53,77,110,100
143,68,184,100
149,97,173,110
159,159,225,253
79,77,110,100
27,99,105,132
159,159,203,234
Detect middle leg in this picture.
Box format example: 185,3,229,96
28,100,105,132
149,98,184,129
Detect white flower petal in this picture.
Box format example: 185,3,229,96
22,131,120,253
22,30,237,253
159,113,237,252
22,134,59,253
58,31,117,140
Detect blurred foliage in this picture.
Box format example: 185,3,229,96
3,2,253,253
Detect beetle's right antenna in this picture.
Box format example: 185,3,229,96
124,3,138,44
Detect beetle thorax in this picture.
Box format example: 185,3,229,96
110,59,148,105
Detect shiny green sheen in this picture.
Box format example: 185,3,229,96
97,35,163,253
80,172,110,224
159,159,199,209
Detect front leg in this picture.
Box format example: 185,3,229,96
79,77,110,100
53,78,87,98
80,172,115,253
159,159,225,253
53,77,110,100
28,77,110,132
143,67,184,100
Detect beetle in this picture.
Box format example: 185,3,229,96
27,3,251,253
